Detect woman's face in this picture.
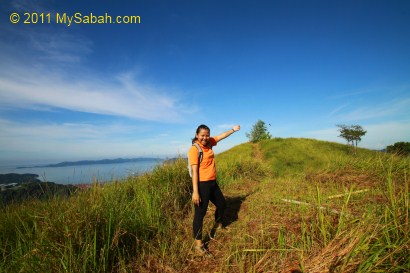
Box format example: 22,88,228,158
196,128,210,146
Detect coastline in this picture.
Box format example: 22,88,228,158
0,158,165,185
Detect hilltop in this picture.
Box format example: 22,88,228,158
0,138,408,272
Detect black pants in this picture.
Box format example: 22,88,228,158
193,180,226,240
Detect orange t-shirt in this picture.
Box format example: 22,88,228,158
188,137,219,181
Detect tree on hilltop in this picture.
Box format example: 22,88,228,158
337,124,367,153
246,120,272,143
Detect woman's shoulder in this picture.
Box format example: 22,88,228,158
188,144,200,158
210,137,218,146
189,142,200,150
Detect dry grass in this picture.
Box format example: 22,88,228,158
1,138,408,272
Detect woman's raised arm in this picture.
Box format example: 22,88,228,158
215,125,240,142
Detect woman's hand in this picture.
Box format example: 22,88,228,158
192,192,201,206
232,125,240,132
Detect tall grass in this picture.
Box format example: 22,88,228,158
210,139,409,272
0,158,193,272
1,138,409,272
0,153,267,272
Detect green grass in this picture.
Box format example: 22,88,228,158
1,138,409,272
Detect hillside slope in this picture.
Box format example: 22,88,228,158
1,138,408,273
186,138,409,272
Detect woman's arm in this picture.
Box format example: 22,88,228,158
191,164,201,205
215,125,240,142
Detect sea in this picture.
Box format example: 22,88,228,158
0,159,165,185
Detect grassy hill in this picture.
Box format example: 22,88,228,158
0,138,408,272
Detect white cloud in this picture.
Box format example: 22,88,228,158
0,15,193,123
3,3,90,66
303,127,340,141
333,98,410,122
327,103,349,117
0,14,196,163
29,31,93,63
328,87,375,100
217,123,236,130
0,118,182,161
362,121,410,149
0,58,191,122
11,0,47,12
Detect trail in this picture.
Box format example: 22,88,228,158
181,143,304,272
182,143,274,273
177,139,398,273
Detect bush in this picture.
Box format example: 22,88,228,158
386,142,410,156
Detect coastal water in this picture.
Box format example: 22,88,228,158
0,159,164,185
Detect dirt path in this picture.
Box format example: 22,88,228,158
182,182,259,273
182,143,267,273
251,142,264,162
178,141,391,273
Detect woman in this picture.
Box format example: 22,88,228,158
188,124,240,255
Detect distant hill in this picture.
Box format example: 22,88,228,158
0,173,77,206
0,173,41,184
18,157,164,168
162,157,180,165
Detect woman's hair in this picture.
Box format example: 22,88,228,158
192,124,210,144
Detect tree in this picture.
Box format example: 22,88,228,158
246,120,272,143
337,124,367,153
386,142,410,156
337,124,354,146
350,125,367,148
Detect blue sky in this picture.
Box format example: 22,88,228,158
1,0,409,164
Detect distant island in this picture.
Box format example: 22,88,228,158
17,157,164,169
